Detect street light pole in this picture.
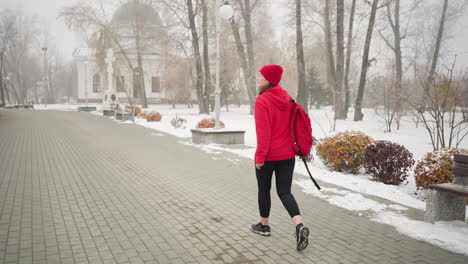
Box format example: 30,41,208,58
214,1,234,129
214,3,221,129
42,47,48,107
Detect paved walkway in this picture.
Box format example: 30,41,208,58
0,109,467,264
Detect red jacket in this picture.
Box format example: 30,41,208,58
254,86,295,164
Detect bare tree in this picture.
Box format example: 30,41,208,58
61,3,134,102
0,10,15,106
5,10,40,105
407,60,468,150
378,0,420,129
133,4,148,108
60,1,163,107
115,0,165,108
229,0,258,115
200,0,212,112
295,0,307,110
343,0,356,119
424,0,449,106
185,0,208,114
323,0,337,122
354,0,379,121
229,17,252,108
335,0,345,119
388,0,403,129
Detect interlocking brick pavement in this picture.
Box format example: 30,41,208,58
0,109,467,264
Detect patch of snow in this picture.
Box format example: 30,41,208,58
373,212,468,256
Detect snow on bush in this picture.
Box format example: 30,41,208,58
196,118,225,129
414,148,468,189
146,111,162,122
134,106,142,117
316,130,374,174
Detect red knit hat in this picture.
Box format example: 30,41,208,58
260,65,283,86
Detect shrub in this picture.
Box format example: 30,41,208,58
316,131,374,174
171,116,187,129
134,106,142,117
196,118,225,128
414,148,468,189
364,140,415,185
146,111,162,122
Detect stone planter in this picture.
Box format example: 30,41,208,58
103,110,116,117
78,106,97,112
191,129,245,145
425,154,468,223
115,112,134,121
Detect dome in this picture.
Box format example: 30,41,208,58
111,2,162,25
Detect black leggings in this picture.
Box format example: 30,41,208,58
255,158,300,218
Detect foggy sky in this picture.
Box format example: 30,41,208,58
1,0,467,71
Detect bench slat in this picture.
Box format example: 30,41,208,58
429,183,468,197
454,154,468,164
453,166,468,176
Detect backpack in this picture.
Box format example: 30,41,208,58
290,99,321,190
290,100,313,157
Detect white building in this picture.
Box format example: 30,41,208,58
73,2,170,105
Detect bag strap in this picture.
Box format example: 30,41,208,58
299,151,321,190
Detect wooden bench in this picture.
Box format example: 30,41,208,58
425,154,468,223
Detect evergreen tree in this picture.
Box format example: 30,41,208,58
306,65,330,108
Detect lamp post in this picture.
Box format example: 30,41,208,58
84,60,89,107
214,2,234,129
42,47,48,107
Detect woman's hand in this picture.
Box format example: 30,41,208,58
255,163,264,169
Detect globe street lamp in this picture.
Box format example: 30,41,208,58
214,2,234,129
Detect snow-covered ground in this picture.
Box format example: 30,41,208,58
34,104,85,111
34,103,468,255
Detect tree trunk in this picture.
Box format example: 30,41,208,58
0,25,10,106
4,80,10,103
137,53,148,108
242,0,256,115
186,0,207,114
335,0,345,119
34,82,38,104
48,68,55,104
324,0,337,117
15,74,22,104
295,0,307,110
392,0,403,129
134,15,148,108
201,0,211,112
230,17,255,115
0,56,4,106
425,0,449,103
353,0,379,121
344,0,356,119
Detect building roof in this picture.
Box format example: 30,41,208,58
111,1,162,25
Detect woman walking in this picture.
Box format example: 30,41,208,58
250,64,309,251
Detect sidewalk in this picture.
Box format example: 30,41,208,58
0,109,467,264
